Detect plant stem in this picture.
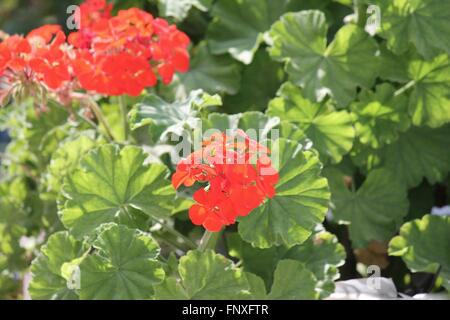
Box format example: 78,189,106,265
164,223,197,249
119,95,129,142
88,99,115,142
153,234,187,252
394,80,416,96
199,231,213,252
198,230,221,252
353,0,366,28
148,216,196,249
50,99,98,132
76,112,99,131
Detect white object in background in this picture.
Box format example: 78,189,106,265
431,205,450,216
327,278,450,300
412,293,450,300
327,277,398,300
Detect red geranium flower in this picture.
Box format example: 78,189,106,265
67,2,190,96
189,187,235,232
173,131,279,232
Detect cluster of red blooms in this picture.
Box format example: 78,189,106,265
172,130,279,232
0,25,70,102
0,0,190,103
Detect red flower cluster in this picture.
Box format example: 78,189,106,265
0,25,70,94
172,131,279,232
0,0,190,102
69,1,190,96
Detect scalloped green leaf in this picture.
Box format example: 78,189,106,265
351,83,410,148
284,231,346,298
326,168,409,248
244,272,268,300
227,233,287,287
380,124,450,188
377,50,450,128
269,10,379,107
29,232,86,300
43,135,97,195
228,230,345,298
378,44,410,82
203,111,308,145
267,260,318,299
224,49,285,113
60,144,175,238
389,215,450,290
154,250,249,299
238,139,330,248
407,54,450,128
2,100,70,167
207,0,293,64
157,0,212,21
78,223,164,299
0,224,26,269
202,111,299,143
268,82,355,163
373,0,450,59
129,89,221,141
171,42,242,99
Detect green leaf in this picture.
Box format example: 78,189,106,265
29,232,86,300
24,102,70,164
43,135,97,195
238,139,330,248
157,0,212,21
389,215,450,290
203,111,292,143
227,233,287,288
203,111,307,146
326,168,409,248
129,89,221,141
207,0,294,64
349,141,382,173
60,144,175,238
170,42,242,99
378,44,410,82
374,0,450,59
284,231,346,298
378,50,450,128
380,124,450,188
244,272,268,299
78,223,164,299
100,102,128,142
0,223,26,263
267,260,318,299
269,10,379,107
202,111,280,141
0,271,19,299
351,83,410,148
3,100,70,167
224,49,285,113
407,54,450,128
154,250,249,299
268,82,355,163
228,230,345,298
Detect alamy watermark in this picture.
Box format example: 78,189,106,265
365,4,381,36
66,5,81,31
366,265,382,290
168,126,281,176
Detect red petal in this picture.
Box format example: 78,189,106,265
173,49,189,72
189,204,208,225
203,216,223,232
